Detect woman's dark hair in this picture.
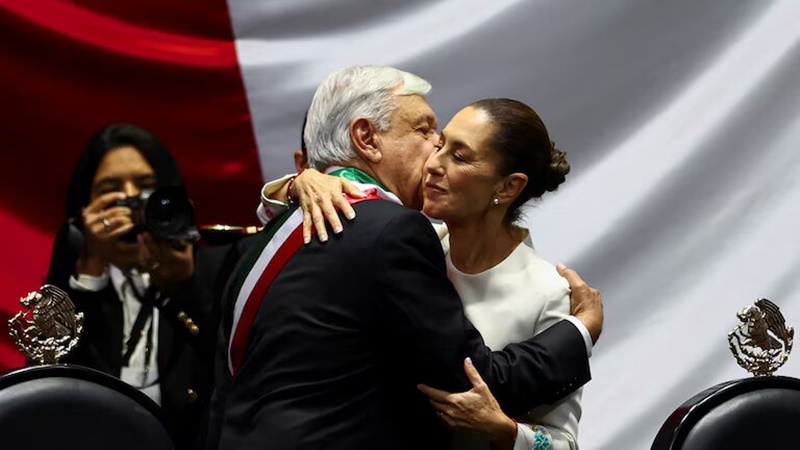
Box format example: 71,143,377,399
47,124,184,286
64,123,184,219
471,99,570,223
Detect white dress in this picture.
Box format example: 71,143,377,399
436,225,581,450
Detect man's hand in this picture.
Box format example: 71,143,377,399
558,263,603,344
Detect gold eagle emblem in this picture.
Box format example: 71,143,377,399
8,285,84,364
728,299,793,377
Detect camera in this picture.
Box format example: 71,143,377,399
114,186,200,243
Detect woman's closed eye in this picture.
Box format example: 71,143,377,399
452,152,468,163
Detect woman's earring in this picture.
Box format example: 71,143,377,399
492,198,500,206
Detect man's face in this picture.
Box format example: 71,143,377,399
373,95,440,209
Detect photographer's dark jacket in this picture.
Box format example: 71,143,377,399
47,241,235,450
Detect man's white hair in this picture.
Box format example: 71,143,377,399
304,65,432,171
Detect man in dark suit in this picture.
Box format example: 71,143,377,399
208,66,602,450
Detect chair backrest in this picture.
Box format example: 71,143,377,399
652,376,800,450
0,364,174,450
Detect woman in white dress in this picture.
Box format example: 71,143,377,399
268,98,582,450
414,99,580,450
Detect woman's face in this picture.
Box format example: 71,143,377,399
91,146,157,200
422,106,505,224
90,146,156,268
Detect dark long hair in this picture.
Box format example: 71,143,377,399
47,124,185,286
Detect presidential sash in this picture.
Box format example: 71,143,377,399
227,168,398,376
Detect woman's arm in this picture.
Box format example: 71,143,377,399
418,271,583,450
257,169,363,243
418,358,517,450
419,358,578,450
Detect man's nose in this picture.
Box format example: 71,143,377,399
431,131,441,147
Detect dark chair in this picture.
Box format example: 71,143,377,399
0,364,174,450
652,376,800,449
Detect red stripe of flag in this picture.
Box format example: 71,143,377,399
0,0,260,371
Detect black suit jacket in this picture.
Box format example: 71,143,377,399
59,244,232,450
208,200,590,450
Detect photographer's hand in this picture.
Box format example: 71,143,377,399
76,192,135,276
139,233,195,288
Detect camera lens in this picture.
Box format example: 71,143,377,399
145,186,199,241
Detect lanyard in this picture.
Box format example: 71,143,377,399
121,273,156,387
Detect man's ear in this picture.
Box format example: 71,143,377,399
350,117,382,164
495,173,528,205
293,149,307,172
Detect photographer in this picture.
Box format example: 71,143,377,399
45,124,229,450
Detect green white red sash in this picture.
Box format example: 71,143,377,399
228,169,396,376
